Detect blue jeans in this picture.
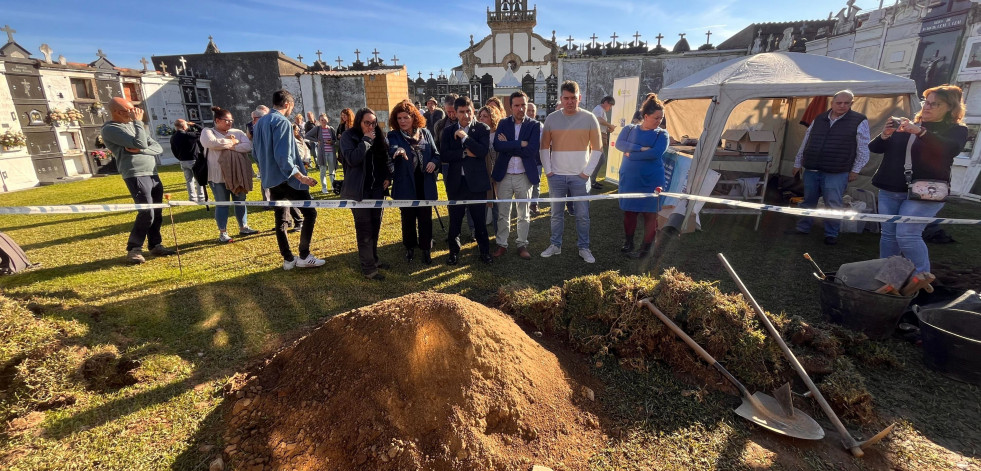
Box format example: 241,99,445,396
547,174,590,249
796,170,848,237
531,165,545,207
878,189,944,274
209,182,248,232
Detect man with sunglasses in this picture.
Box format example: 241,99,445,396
102,97,176,264
787,90,870,245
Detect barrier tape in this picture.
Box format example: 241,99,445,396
1,192,979,225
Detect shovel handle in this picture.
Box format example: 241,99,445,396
718,253,865,457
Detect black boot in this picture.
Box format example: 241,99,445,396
629,242,653,259
620,237,635,253
421,250,432,265
405,248,414,262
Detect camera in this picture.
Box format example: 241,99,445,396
889,117,903,128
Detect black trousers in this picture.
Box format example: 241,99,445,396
447,189,489,255
400,170,433,250
123,175,164,251
268,182,318,261
352,207,383,275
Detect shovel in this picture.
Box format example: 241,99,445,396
718,253,897,457
638,298,824,440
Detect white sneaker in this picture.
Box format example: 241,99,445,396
540,245,561,258
218,232,233,244
295,254,326,268
283,258,297,271
579,248,595,263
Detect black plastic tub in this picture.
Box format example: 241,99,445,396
916,308,981,385
818,273,915,340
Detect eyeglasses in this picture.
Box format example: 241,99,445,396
921,100,945,109
362,120,377,126
220,118,234,123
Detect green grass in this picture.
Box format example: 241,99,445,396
0,165,978,470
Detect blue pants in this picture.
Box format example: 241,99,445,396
878,189,944,274
209,182,248,232
547,174,590,249
796,170,848,237
123,175,163,251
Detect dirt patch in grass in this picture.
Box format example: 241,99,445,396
220,292,605,470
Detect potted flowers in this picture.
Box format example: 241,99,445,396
45,109,68,127
65,108,85,125
89,149,113,164
1,130,27,151
156,123,174,136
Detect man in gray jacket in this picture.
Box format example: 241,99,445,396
101,97,176,263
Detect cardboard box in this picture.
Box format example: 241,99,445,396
721,129,776,154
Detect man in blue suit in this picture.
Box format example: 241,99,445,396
440,96,492,265
491,91,540,260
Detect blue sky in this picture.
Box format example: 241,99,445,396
3,0,882,78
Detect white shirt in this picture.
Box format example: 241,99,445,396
507,121,526,174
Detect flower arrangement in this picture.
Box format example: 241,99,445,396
1,130,27,149
65,108,85,122
90,149,113,161
90,102,103,112
156,124,174,136
45,109,68,125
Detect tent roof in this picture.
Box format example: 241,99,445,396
660,52,917,100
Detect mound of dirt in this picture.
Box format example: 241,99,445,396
221,292,604,470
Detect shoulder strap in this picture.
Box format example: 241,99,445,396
903,133,916,186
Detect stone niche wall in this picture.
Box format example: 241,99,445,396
560,53,741,111
319,75,366,128
156,52,288,126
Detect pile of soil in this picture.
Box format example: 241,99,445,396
221,292,604,470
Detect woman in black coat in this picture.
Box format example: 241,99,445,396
339,108,392,280
388,100,440,264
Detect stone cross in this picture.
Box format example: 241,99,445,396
315,49,322,62
2,25,16,43
589,34,598,47
105,83,114,97
335,56,344,68
679,33,686,39
566,35,574,50
391,55,399,66
371,48,380,62
159,61,168,74
97,49,106,59
429,72,434,79
139,57,148,71
633,31,642,45
178,56,187,71
655,33,664,47
353,49,361,62
20,78,31,97
439,69,444,77
209,35,213,41
58,55,66,65
297,54,303,62
705,30,712,43
610,32,619,45
39,43,53,63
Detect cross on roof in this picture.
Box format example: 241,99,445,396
2,25,16,43
139,57,148,71
208,35,213,41
566,35,574,49
633,31,642,44
429,72,434,79
391,55,399,65
439,68,444,77
678,33,686,39
705,30,712,43
336,56,344,68
589,34,598,46
610,32,618,44
353,49,361,61
297,54,303,62
417,71,422,79
159,61,168,74
315,50,322,61
655,33,664,46
371,48,381,62
39,43,53,62
178,56,187,70
97,49,106,59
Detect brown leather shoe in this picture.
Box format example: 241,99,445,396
517,247,531,259
492,245,507,257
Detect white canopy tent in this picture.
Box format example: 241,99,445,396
659,52,920,227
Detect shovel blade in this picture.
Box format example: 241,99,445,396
734,392,825,440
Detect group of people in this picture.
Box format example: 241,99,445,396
101,76,966,282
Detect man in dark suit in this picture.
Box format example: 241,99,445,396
440,96,492,265
490,91,540,260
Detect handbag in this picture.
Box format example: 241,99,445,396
903,133,948,202
192,148,209,187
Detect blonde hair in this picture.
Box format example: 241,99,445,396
477,105,502,132
915,84,964,124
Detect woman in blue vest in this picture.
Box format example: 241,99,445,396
388,100,440,265
869,84,967,275
615,94,670,259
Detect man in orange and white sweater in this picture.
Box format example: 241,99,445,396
539,80,602,263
